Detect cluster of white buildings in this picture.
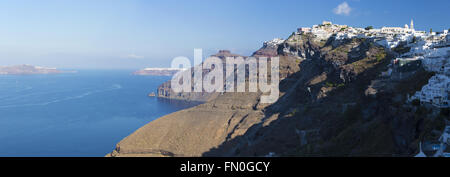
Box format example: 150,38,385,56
381,20,416,33
405,29,450,108
410,75,449,108
263,38,285,48
297,21,350,40
295,20,450,108
294,20,450,157
296,20,432,49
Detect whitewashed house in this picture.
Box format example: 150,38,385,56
410,74,450,108
297,27,312,34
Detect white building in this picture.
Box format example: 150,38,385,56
335,32,357,40
381,27,404,33
311,28,332,40
410,74,450,108
381,27,413,34
264,38,285,47
297,27,311,34
292,21,450,109
381,20,415,34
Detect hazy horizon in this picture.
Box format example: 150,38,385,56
1,0,449,69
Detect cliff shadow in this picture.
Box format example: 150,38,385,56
202,46,404,157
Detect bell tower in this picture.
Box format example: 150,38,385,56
410,19,414,30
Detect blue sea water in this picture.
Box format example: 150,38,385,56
0,70,195,157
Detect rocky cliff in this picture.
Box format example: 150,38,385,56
252,38,284,58
108,30,448,157
156,50,244,102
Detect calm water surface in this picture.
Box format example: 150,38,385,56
0,70,196,157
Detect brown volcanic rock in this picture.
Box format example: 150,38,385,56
109,32,437,157
109,43,302,157
156,41,284,102
108,39,304,157
252,46,278,58
211,50,242,58
251,40,283,58
108,92,264,157
156,50,244,102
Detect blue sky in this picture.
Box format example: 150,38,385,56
0,0,448,69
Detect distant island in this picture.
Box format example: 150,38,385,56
0,64,72,75
133,67,188,76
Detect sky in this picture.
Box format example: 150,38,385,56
0,0,448,69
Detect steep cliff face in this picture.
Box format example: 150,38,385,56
109,32,447,157
252,38,284,58
204,34,446,157
156,50,244,102
108,41,293,157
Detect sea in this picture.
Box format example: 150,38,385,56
0,70,197,157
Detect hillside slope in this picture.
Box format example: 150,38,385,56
108,30,448,157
